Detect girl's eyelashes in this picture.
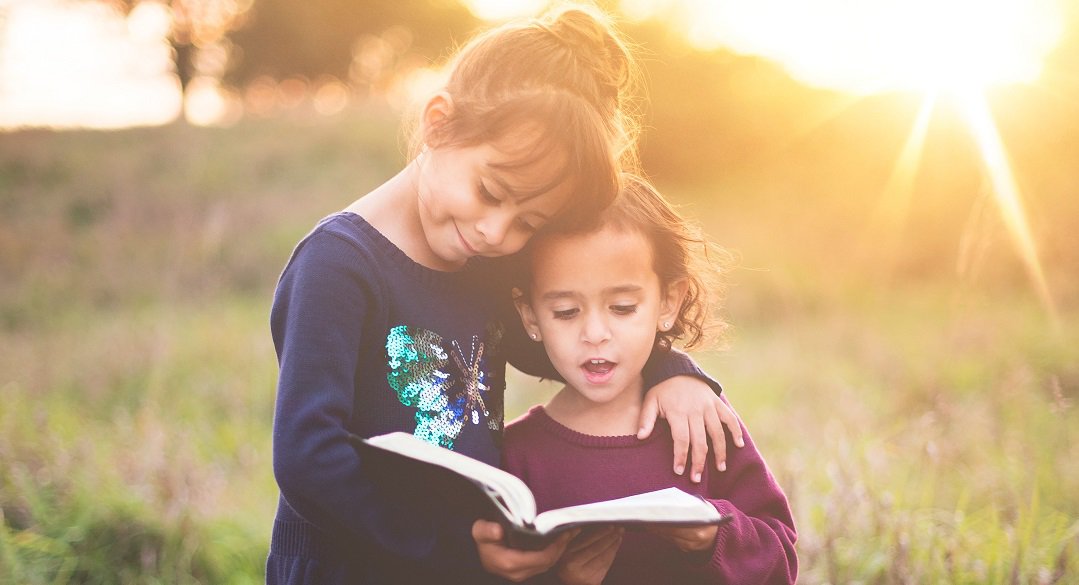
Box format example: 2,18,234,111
552,308,579,320
480,181,538,232
549,305,636,319
517,218,539,233
478,181,499,204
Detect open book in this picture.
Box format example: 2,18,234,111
349,432,731,550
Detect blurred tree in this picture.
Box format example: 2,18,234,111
620,20,838,183
85,0,476,104
102,0,252,96
224,0,477,87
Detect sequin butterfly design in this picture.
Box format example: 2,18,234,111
385,324,504,449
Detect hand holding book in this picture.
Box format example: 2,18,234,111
471,518,578,582
350,432,731,550
554,525,624,585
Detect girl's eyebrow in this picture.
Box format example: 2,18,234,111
604,285,644,295
540,285,642,301
540,290,578,301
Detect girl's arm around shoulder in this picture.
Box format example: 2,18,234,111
638,354,744,484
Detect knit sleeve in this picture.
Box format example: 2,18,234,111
688,398,798,584
641,347,723,396
270,229,482,574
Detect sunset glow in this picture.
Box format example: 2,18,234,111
0,0,1066,317
674,0,1064,319
679,0,1065,94
463,0,548,21
0,0,180,129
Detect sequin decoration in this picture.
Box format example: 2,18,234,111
483,321,505,435
386,324,504,449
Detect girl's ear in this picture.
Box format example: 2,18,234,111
420,92,454,147
512,288,542,341
658,278,689,332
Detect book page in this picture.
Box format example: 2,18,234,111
531,487,721,535
364,432,537,525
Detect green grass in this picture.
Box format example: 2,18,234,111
2,107,1077,583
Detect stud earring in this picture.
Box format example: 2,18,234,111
530,333,538,340
663,321,671,330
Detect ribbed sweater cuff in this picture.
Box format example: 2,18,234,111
269,518,334,559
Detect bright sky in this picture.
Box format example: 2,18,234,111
0,0,1065,320
0,0,1069,128
0,0,179,129
463,0,1066,94
673,0,1066,94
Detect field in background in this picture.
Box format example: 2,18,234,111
1,107,1076,583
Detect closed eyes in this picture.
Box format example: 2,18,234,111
478,181,499,204
550,305,638,320
552,308,578,320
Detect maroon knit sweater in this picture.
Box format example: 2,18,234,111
502,402,797,585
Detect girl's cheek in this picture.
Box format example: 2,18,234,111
515,232,536,250
513,233,537,255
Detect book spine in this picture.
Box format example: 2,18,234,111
502,523,552,551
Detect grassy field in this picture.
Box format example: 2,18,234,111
1,106,1076,583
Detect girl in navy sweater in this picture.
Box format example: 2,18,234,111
267,6,742,584
505,175,797,584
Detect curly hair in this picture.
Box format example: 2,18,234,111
524,174,731,351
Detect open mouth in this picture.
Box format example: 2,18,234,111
581,359,616,383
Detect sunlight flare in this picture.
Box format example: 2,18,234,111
953,90,1059,323
679,0,1065,94
866,95,936,256
672,0,1064,320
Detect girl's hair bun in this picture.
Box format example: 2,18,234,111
539,5,635,109
411,3,643,225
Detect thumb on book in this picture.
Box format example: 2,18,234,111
472,519,504,544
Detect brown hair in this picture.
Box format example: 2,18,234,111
415,4,641,228
524,174,730,351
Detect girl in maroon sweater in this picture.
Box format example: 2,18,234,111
504,175,798,584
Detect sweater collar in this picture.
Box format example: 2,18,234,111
527,405,665,449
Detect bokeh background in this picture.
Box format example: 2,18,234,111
1,0,1077,582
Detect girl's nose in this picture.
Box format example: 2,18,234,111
476,211,513,249
581,312,612,345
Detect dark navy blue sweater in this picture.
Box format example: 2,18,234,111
266,212,718,584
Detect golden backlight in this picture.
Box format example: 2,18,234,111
463,0,549,21
666,0,1065,323
676,0,1064,94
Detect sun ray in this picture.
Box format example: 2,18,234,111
952,90,1060,329
864,94,937,266
668,0,1066,325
